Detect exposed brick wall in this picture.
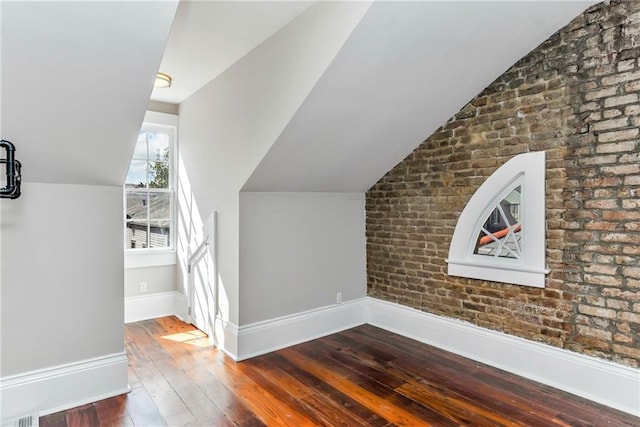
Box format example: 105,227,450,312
366,0,640,367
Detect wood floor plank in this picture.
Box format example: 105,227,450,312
326,330,550,425
94,395,134,427
293,336,476,425
326,350,510,426
185,365,266,427
344,327,586,424
150,333,234,425
252,353,387,427
127,322,200,426
125,385,168,427
40,317,640,427
205,348,317,426
281,345,453,426
349,325,638,426
322,341,505,426
149,319,260,426
40,411,67,427
236,359,340,426
64,404,100,427
343,327,561,415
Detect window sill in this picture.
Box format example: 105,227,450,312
446,258,548,288
125,250,176,269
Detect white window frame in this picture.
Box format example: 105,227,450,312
124,111,178,268
446,151,548,287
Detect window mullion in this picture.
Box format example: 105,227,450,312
446,151,547,287
125,121,175,252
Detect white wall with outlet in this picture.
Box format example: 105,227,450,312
179,2,372,331
124,265,178,297
238,192,367,326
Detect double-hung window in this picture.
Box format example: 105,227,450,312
124,123,175,251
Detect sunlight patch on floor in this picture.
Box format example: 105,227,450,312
161,330,212,347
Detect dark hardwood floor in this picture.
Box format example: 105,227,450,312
41,316,639,426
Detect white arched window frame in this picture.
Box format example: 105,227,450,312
446,151,548,287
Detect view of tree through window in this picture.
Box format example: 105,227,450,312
125,129,173,250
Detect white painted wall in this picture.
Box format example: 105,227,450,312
178,1,370,331
239,192,366,325
0,2,175,420
148,100,179,116
1,183,124,375
124,265,177,297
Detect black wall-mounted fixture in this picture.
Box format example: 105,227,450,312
1,140,22,199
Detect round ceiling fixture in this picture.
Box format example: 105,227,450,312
155,72,172,88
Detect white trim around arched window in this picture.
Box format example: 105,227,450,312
446,151,548,287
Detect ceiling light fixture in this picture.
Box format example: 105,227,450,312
154,72,172,88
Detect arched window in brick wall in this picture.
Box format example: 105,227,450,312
446,151,548,287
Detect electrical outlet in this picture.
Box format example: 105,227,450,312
337,292,342,304
140,281,148,292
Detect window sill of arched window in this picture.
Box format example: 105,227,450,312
446,257,549,287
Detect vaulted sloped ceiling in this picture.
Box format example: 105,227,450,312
2,1,598,191
150,0,314,104
1,1,178,186
242,1,597,192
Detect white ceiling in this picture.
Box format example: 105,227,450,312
1,1,178,186
242,0,598,192
1,0,598,192
150,0,313,104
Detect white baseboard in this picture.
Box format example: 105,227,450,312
366,297,640,417
173,291,189,322
228,296,638,416
217,318,240,361
235,298,367,361
0,352,129,424
16,295,633,421
125,291,187,323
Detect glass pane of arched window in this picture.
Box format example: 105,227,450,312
474,185,522,259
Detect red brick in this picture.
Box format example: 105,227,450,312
601,164,640,175
617,312,640,324
597,128,639,142
584,199,618,209
591,117,629,130
623,267,640,279
367,0,640,368
596,141,636,153
601,233,640,244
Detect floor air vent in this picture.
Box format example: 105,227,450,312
1,415,38,427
